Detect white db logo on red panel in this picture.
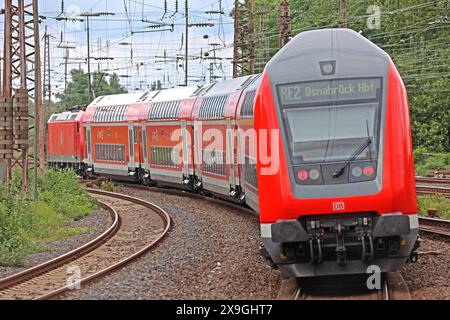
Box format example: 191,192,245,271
333,202,345,211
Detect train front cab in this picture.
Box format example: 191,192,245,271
192,76,257,201
255,29,419,278
137,87,198,188
47,111,85,172
83,93,143,179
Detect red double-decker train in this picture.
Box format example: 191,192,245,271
48,29,420,278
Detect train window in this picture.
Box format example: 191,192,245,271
95,144,125,162
93,105,128,123
148,101,181,121
199,95,228,120
285,103,379,164
244,156,258,188
202,150,226,176
240,90,256,117
150,146,178,168
129,129,134,157
143,131,148,159
87,129,91,154
278,78,382,166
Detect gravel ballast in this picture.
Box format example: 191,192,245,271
0,208,111,279
62,187,282,300
401,234,450,300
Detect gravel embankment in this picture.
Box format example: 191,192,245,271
62,187,282,300
401,235,450,300
0,208,111,279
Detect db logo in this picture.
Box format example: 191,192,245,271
333,202,345,211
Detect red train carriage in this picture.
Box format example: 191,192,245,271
255,29,419,277
47,28,420,279
192,75,258,201
82,92,144,179
236,75,261,211
47,111,85,172
137,87,198,188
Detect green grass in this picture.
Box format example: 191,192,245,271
0,169,97,266
414,148,450,176
417,195,450,220
100,180,117,192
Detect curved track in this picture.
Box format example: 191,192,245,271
0,189,171,300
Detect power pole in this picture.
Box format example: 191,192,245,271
2,0,43,196
232,0,254,78
43,27,53,171
279,0,292,48
86,15,93,101
184,0,189,86
254,6,269,73
64,48,69,90
339,0,348,28
79,12,115,100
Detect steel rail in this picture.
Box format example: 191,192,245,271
36,189,171,300
0,199,120,291
0,189,171,300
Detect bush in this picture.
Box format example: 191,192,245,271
417,195,450,220
414,149,450,176
0,169,97,266
100,180,117,192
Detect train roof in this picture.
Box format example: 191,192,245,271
265,28,390,84
89,92,145,107
48,110,83,123
243,74,262,92
140,86,198,103
197,75,257,97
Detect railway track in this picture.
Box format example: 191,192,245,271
105,180,450,237
416,177,450,186
0,189,171,300
415,177,450,198
418,217,450,238
277,272,410,300
416,185,450,198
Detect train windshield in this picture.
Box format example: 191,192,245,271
278,78,382,165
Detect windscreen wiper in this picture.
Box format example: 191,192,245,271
333,120,372,179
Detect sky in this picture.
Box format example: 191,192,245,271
1,0,236,98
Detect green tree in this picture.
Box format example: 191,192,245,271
244,0,449,151
55,69,128,109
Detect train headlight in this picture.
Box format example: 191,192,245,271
309,169,320,180
351,166,362,177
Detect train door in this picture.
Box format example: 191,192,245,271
141,125,149,170
181,120,190,177
226,118,236,188
193,121,202,180
128,122,135,169
134,125,141,169
85,123,92,165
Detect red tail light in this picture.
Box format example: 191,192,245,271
363,166,374,176
297,170,309,181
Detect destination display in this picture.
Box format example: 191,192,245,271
278,78,381,105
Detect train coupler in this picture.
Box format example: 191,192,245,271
335,224,347,266
259,242,277,269
407,235,421,263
